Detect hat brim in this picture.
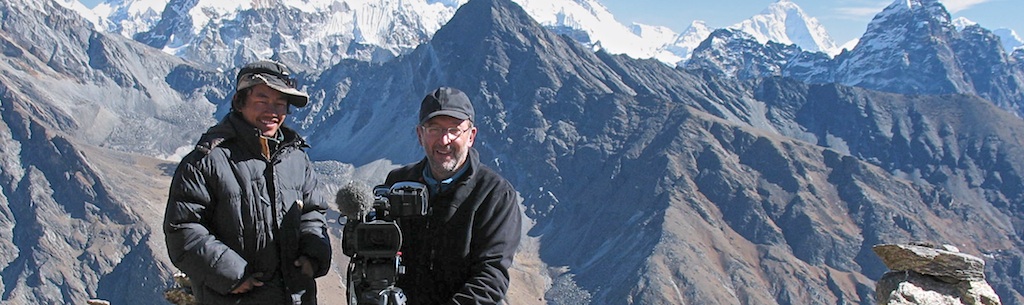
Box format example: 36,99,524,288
421,110,471,124
237,73,309,107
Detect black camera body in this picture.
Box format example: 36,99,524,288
343,181,428,305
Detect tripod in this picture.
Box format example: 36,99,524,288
346,256,407,305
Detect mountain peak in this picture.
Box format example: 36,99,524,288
994,28,1024,52
727,0,839,56
511,0,665,59
771,0,798,9
435,0,537,43
831,0,1024,114
859,0,955,49
952,16,978,30
876,0,950,24
902,0,942,9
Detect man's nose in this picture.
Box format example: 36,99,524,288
440,133,455,143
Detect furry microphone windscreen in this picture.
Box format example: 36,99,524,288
335,180,373,219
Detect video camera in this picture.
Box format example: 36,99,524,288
340,181,428,305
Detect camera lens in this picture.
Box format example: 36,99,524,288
353,221,403,258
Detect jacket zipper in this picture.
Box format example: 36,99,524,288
426,205,435,271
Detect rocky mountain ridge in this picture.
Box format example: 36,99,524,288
686,0,1024,118
0,0,221,302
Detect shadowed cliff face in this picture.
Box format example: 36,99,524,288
0,0,215,303
0,86,173,303
3,0,1024,304
514,85,1024,305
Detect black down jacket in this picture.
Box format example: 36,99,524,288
385,148,522,305
164,112,331,305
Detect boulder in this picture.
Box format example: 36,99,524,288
873,243,1000,305
873,243,985,282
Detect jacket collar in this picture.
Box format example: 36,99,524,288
417,148,480,224
422,155,471,194
194,112,308,155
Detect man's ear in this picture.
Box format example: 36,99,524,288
231,88,249,110
466,126,478,146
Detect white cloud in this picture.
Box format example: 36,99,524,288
939,0,991,13
835,7,886,19
832,0,992,20
833,1,890,20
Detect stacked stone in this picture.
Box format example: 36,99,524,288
873,243,1000,305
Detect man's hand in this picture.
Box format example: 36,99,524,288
294,256,317,277
230,273,264,294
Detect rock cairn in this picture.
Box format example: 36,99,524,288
873,243,1000,305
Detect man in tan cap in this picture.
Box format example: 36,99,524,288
164,60,331,305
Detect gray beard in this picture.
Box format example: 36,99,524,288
428,149,463,178
440,159,458,172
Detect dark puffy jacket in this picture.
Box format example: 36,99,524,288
164,112,331,305
386,148,522,305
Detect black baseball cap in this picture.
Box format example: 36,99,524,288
419,87,474,124
236,60,309,107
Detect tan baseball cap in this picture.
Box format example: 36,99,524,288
236,60,309,107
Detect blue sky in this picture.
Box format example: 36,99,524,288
600,0,1022,45
76,0,1021,45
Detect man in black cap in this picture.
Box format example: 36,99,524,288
383,87,522,305
164,60,331,305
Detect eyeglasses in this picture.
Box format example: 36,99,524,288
420,125,470,139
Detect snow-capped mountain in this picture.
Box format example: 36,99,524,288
684,28,833,82
127,0,459,71
54,0,106,28
90,0,172,38
685,29,789,79
686,0,1024,117
82,0,843,69
994,28,1024,52
727,0,839,56
952,16,976,29
652,0,840,66
653,20,712,66
82,0,670,71
951,16,1022,52
835,0,1001,96
512,0,669,59
526,0,843,65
